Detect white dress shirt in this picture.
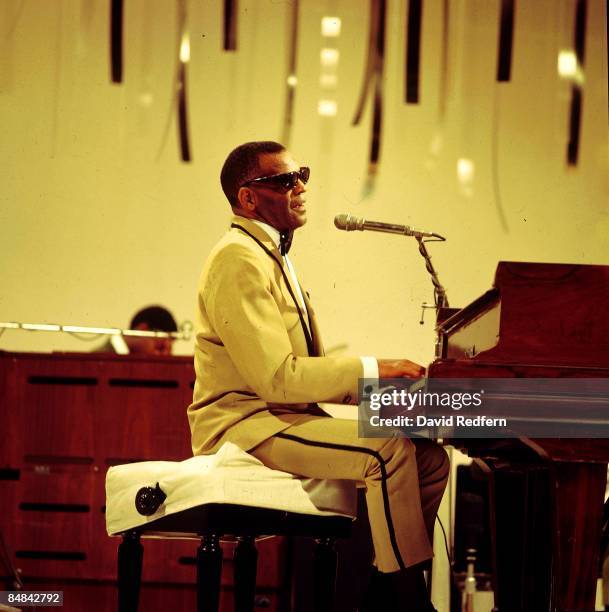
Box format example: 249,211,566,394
250,220,379,380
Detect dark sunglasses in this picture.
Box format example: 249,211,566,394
242,167,310,192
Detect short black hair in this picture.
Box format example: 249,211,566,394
130,306,177,332
220,141,285,207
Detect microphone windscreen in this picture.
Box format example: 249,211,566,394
334,213,350,230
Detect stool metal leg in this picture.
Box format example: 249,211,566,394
117,531,143,612
314,537,337,612
197,534,223,612
234,536,258,612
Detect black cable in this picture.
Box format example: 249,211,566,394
436,515,452,565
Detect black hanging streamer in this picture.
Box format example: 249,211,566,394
496,0,515,82
155,0,193,162
352,0,380,125
177,62,191,162
223,0,238,51
567,0,587,166
177,0,191,162
574,0,587,63
370,0,386,171
281,0,299,145
405,0,423,104
437,0,450,120
110,0,123,83
351,0,387,178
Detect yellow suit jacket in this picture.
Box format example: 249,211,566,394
188,216,363,455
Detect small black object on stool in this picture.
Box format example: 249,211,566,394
134,483,167,516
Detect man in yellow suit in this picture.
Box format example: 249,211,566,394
188,141,449,611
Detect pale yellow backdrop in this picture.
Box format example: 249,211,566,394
1,0,607,365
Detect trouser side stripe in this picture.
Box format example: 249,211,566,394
276,431,405,571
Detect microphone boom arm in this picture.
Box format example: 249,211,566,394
415,236,449,360
415,236,448,309
334,213,445,239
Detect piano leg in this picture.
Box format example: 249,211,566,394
483,457,606,612
487,460,553,611
552,461,606,612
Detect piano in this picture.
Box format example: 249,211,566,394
429,261,609,612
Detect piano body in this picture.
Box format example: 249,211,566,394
429,261,609,612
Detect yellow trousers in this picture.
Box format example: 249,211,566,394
250,416,449,572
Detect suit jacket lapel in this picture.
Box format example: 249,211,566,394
302,289,323,356
230,216,282,260
230,215,316,355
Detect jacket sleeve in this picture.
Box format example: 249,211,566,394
203,244,362,404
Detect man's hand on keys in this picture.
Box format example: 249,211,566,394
378,359,426,379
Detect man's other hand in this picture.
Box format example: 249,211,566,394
378,359,426,379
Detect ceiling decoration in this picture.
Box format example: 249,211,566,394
567,0,587,166
110,0,123,83
496,0,515,82
281,0,300,146
405,0,423,104
223,0,238,51
352,0,387,186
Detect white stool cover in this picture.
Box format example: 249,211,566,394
106,442,357,535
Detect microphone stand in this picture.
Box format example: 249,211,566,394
415,236,449,358
463,547,477,612
460,493,485,612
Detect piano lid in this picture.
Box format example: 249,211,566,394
436,261,609,368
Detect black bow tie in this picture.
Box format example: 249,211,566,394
279,230,293,256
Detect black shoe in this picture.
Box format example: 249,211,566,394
359,567,437,612
388,568,437,612
359,567,394,611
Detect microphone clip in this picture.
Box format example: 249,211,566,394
419,302,436,325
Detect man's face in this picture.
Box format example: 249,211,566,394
241,150,308,232
125,323,174,356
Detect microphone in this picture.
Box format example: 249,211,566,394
334,213,442,239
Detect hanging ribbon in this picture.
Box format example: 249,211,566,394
110,0,123,83
437,0,450,120
567,0,587,166
496,0,515,82
157,0,192,162
281,0,300,145
352,0,381,124
223,0,238,51
176,0,192,162
405,0,423,104
352,0,386,180
492,0,515,229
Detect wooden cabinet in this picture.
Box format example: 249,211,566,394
0,351,287,611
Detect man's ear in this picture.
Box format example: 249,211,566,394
237,186,256,212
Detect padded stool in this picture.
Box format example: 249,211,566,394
105,443,356,612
